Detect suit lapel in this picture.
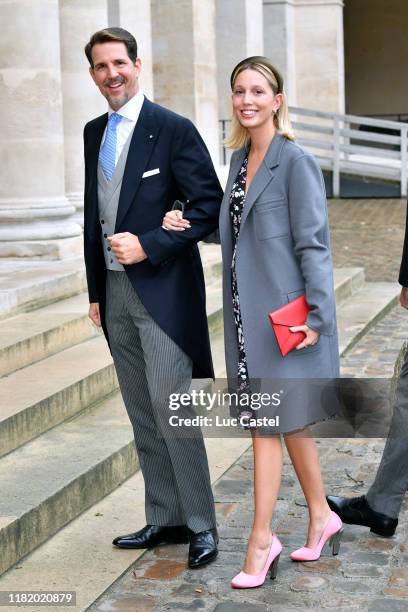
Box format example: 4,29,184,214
86,113,108,236
240,134,286,230
240,163,275,228
219,147,246,263
225,147,246,199
115,98,159,230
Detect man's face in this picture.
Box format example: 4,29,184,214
90,41,141,110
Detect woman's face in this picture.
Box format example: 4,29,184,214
232,68,282,131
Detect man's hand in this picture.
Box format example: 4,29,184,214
400,287,408,310
89,302,101,327
289,324,320,350
108,232,147,264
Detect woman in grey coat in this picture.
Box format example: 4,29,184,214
163,57,343,588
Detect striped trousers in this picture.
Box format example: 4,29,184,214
105,271,216,533
366,346,408,518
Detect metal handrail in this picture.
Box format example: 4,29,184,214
219,107,408,197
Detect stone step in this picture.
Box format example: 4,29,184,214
0,257,87,320
0,335,117,459
333,266,365,303
0,293,98,377
0,436,251,611
337,281,401,356
0,391,138,577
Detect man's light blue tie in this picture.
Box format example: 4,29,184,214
99,112,123,181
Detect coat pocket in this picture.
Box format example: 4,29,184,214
255,205,290,240
290,341,321,356
286,289,304,302
255,196,286,211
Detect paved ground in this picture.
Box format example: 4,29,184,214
90,439,407,612
89,310,408,611
328,198,406,283
89,200,408,611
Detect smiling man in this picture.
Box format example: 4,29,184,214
83,28,223,568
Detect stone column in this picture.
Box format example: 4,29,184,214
117,0,154,99
294,0,345,113
263,0,297,105
151,0,219,164
59,0,108,227
216,0,264,125
0,0,82,259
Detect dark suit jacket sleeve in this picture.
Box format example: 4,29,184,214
137,118,223,266
83,123,99,303
399,201,408,286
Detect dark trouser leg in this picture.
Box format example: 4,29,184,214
366,348,408,518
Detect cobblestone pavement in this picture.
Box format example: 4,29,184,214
328,198,406,282
90,440,408,611
341,305,408,378
89,200,408,611
90,314,408,611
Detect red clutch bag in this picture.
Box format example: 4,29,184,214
268,294,310,357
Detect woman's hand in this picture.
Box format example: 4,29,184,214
162,210,191,231
289,325,320,350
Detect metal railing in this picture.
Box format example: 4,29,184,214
365,113,408,123
219,107,408,197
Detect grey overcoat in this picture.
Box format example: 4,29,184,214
219,135,340,429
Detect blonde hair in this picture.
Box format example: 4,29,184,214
225,56,295,150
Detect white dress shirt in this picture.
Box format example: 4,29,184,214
101,90,145,164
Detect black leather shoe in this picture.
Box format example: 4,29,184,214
326,495,398,537
188,528,219,568
112,524,190,549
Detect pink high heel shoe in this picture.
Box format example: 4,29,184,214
290,511,343,561
231,534,282,589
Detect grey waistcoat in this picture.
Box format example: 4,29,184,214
98,131,134,271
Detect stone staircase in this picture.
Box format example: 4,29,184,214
0,245,401,611
0,256,86,320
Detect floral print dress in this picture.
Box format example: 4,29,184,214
229,157,252,405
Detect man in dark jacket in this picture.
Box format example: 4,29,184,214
83,27,223,567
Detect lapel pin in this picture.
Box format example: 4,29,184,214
149,134,154,139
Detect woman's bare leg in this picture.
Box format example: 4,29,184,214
284,431,332,548
243,433,283,574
